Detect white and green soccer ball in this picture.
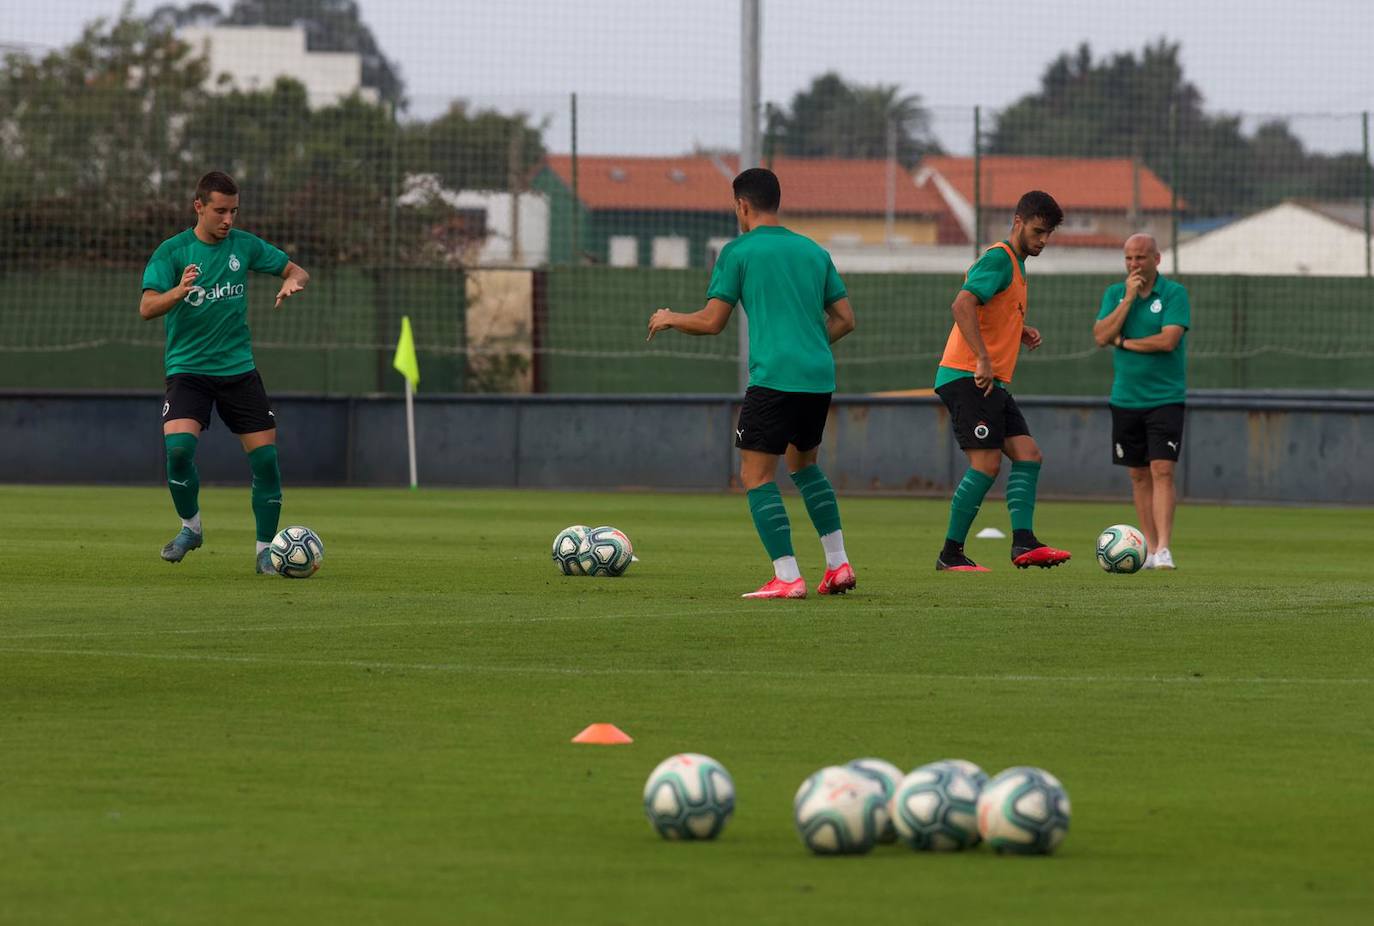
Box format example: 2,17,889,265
976,766,1071,855
793,765,886,855
643,753,734,840
892,760,986,851
584,525,634,577
1096,524,1148,574
551,524,592,575
845,757,903,843
269,525,323,578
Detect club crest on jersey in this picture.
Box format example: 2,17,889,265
229,254,241,272
974,422,990,440
1150,299,1163,314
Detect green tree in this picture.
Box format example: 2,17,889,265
402,101,547,192
989,40,1369,216
765,72,940,164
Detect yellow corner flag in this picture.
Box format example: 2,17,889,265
392,315,420,388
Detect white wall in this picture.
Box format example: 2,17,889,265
181,26,378,108
1166,202,1371,276
827,244,1126,274
399,175,550,267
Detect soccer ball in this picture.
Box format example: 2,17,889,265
643,753,734,840
926,757,989,789
584,525,634,577
551,524,592,575
977,766,1071,855
1096,524,1148,574
845,757,903,843
793,765,886,855
891,760,985,851
269,525,323,578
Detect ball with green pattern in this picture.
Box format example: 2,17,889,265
269,525,324,579
643,753,735,839
892,760,985,851
1096,523,1148,573
976,766,1071,855
583,525,633,577
551,524,592,575
793,765,885,855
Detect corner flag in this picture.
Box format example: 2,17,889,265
393,315,421,388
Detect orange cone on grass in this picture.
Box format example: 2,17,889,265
571,723,633,745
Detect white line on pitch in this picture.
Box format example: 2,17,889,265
0,607,744,642
0,645,1369,686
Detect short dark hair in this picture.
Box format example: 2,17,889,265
1015,190,1063,229
732,167,781,212
195,171,238,204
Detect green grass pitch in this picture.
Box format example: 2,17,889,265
1,485,1371,924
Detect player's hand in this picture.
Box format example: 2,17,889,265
1021,326,1042,350
646,308,675,342
1125,270,1145,300
974,356,995,396
274,277,305,308
177,264,200,295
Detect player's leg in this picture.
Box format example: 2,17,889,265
1002,396,1070,568
219,371,282,574
1112,404,1157,564
1144,404,1184,569
784,393,854,595
737,387,805,599
160,375,212,563
934,378,1002,571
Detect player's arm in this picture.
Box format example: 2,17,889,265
139,264,199,320
950,289,995,395
1094,272,1146,347
646,298,734,341
274,261,310,308
1120,325,1185,353
824,297,855,343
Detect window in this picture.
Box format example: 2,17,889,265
609,235,638,267
651,236,689,268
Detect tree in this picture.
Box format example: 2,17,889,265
146,0,405,106
402,101,547,193
989,40,1370,217
765,72,940,164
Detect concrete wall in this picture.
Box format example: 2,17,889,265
2,391,1370,504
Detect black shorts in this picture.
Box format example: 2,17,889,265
735,386,831,455
935,376,1031,450
1111,403,1184,467
163,370,276,434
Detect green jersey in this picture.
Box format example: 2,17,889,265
1097,275,1191,408
141,228,290,376
706,225,846,393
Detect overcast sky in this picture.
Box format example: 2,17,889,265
6,0,1374,154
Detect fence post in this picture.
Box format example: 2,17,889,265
972,105,981,260
1363,111,1370,278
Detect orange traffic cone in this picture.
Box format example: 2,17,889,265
571,723,633,745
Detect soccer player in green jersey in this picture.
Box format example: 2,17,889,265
646,168,857,599
139,171,310,573
1093,233,1191,569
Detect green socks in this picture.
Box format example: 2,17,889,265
1006,460,1041,533
790,464,842,537
946,468,995,544
164,433,200,520
747,482,794,560
248,444,283,543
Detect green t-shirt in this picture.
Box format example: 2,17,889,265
706,225,846,393
141,228,290,376
933,241,1024,390
1097,275,1191,408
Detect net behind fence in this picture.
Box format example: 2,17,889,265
2,5,1372,394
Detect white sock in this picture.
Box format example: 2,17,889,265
773,555,801,582
256,541,269,554
819,530,848,569
182,513,202,534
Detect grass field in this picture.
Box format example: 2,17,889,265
2,485,1372,925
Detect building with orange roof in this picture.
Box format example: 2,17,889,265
533,153,949,268
914,155,1180,249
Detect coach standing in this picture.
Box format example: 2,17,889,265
1092,234,1190,570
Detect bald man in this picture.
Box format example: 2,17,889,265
1093,234,1191,569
